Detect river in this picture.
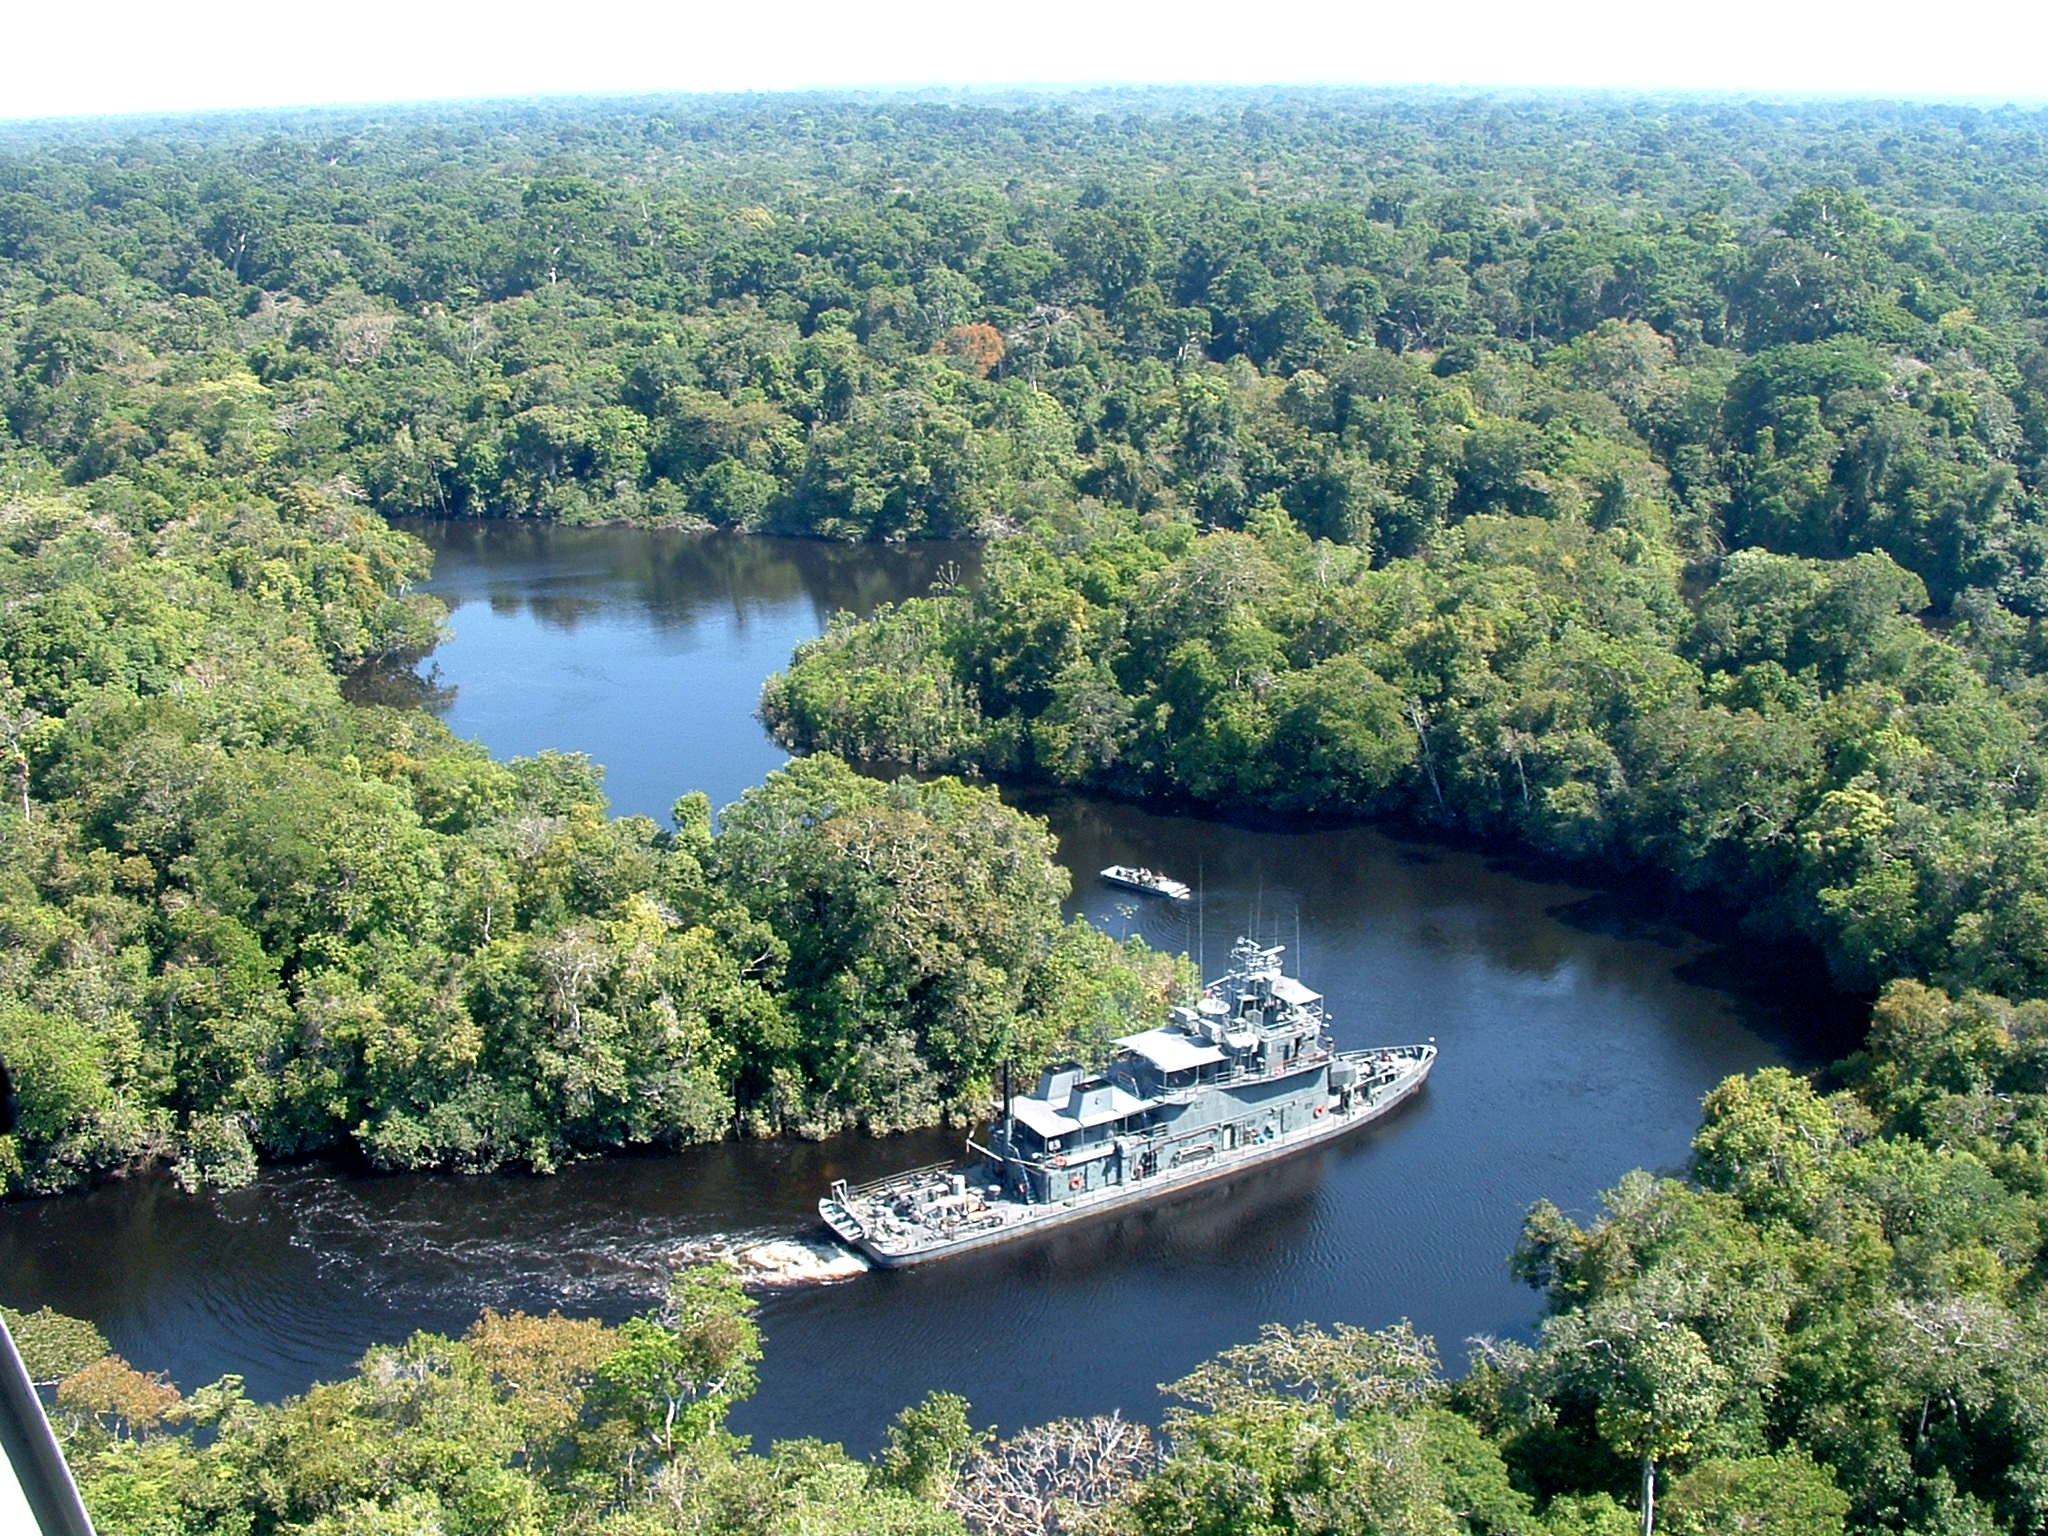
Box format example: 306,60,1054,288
0,520,1857,1454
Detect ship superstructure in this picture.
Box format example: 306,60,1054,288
820,936,1434,1266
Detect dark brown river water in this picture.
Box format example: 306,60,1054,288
0,523,1858,1453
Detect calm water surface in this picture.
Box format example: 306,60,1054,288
0,522,1856,1453
379,519,979,820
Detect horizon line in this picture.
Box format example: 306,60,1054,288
6,79,2048,131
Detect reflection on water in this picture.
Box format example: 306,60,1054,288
0,523,1860,1455
386,520,980,820
422,519,972,639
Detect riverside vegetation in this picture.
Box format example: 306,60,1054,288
9,89,2048,1533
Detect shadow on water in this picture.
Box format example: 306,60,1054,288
341,660,456,713
1539,887,1868,1067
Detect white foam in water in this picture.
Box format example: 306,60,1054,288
731,1237,870,1285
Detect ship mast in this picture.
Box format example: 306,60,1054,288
1002,1058,1015,1169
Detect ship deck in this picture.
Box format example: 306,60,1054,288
820,1043,1435,1266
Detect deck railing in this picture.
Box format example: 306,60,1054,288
835,1160,958,1199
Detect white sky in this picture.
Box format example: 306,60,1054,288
7,0,2047,122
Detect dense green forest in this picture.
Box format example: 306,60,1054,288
12,87,2048,1535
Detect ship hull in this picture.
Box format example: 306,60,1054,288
821,1049,1432,1268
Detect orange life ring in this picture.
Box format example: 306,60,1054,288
1314,1104,1326,1117
1069,1174,1083,1190
1051,1155,1066,1167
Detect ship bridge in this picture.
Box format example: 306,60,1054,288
1268,976,1323,1010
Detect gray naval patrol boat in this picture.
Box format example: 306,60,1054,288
820,936,1435,1267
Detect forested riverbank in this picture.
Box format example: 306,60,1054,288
9,88,2048,1534
0,490,1181,1187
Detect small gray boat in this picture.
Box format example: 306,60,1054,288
820,936,1435,1267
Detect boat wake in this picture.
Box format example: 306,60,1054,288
671,1233,871,1286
